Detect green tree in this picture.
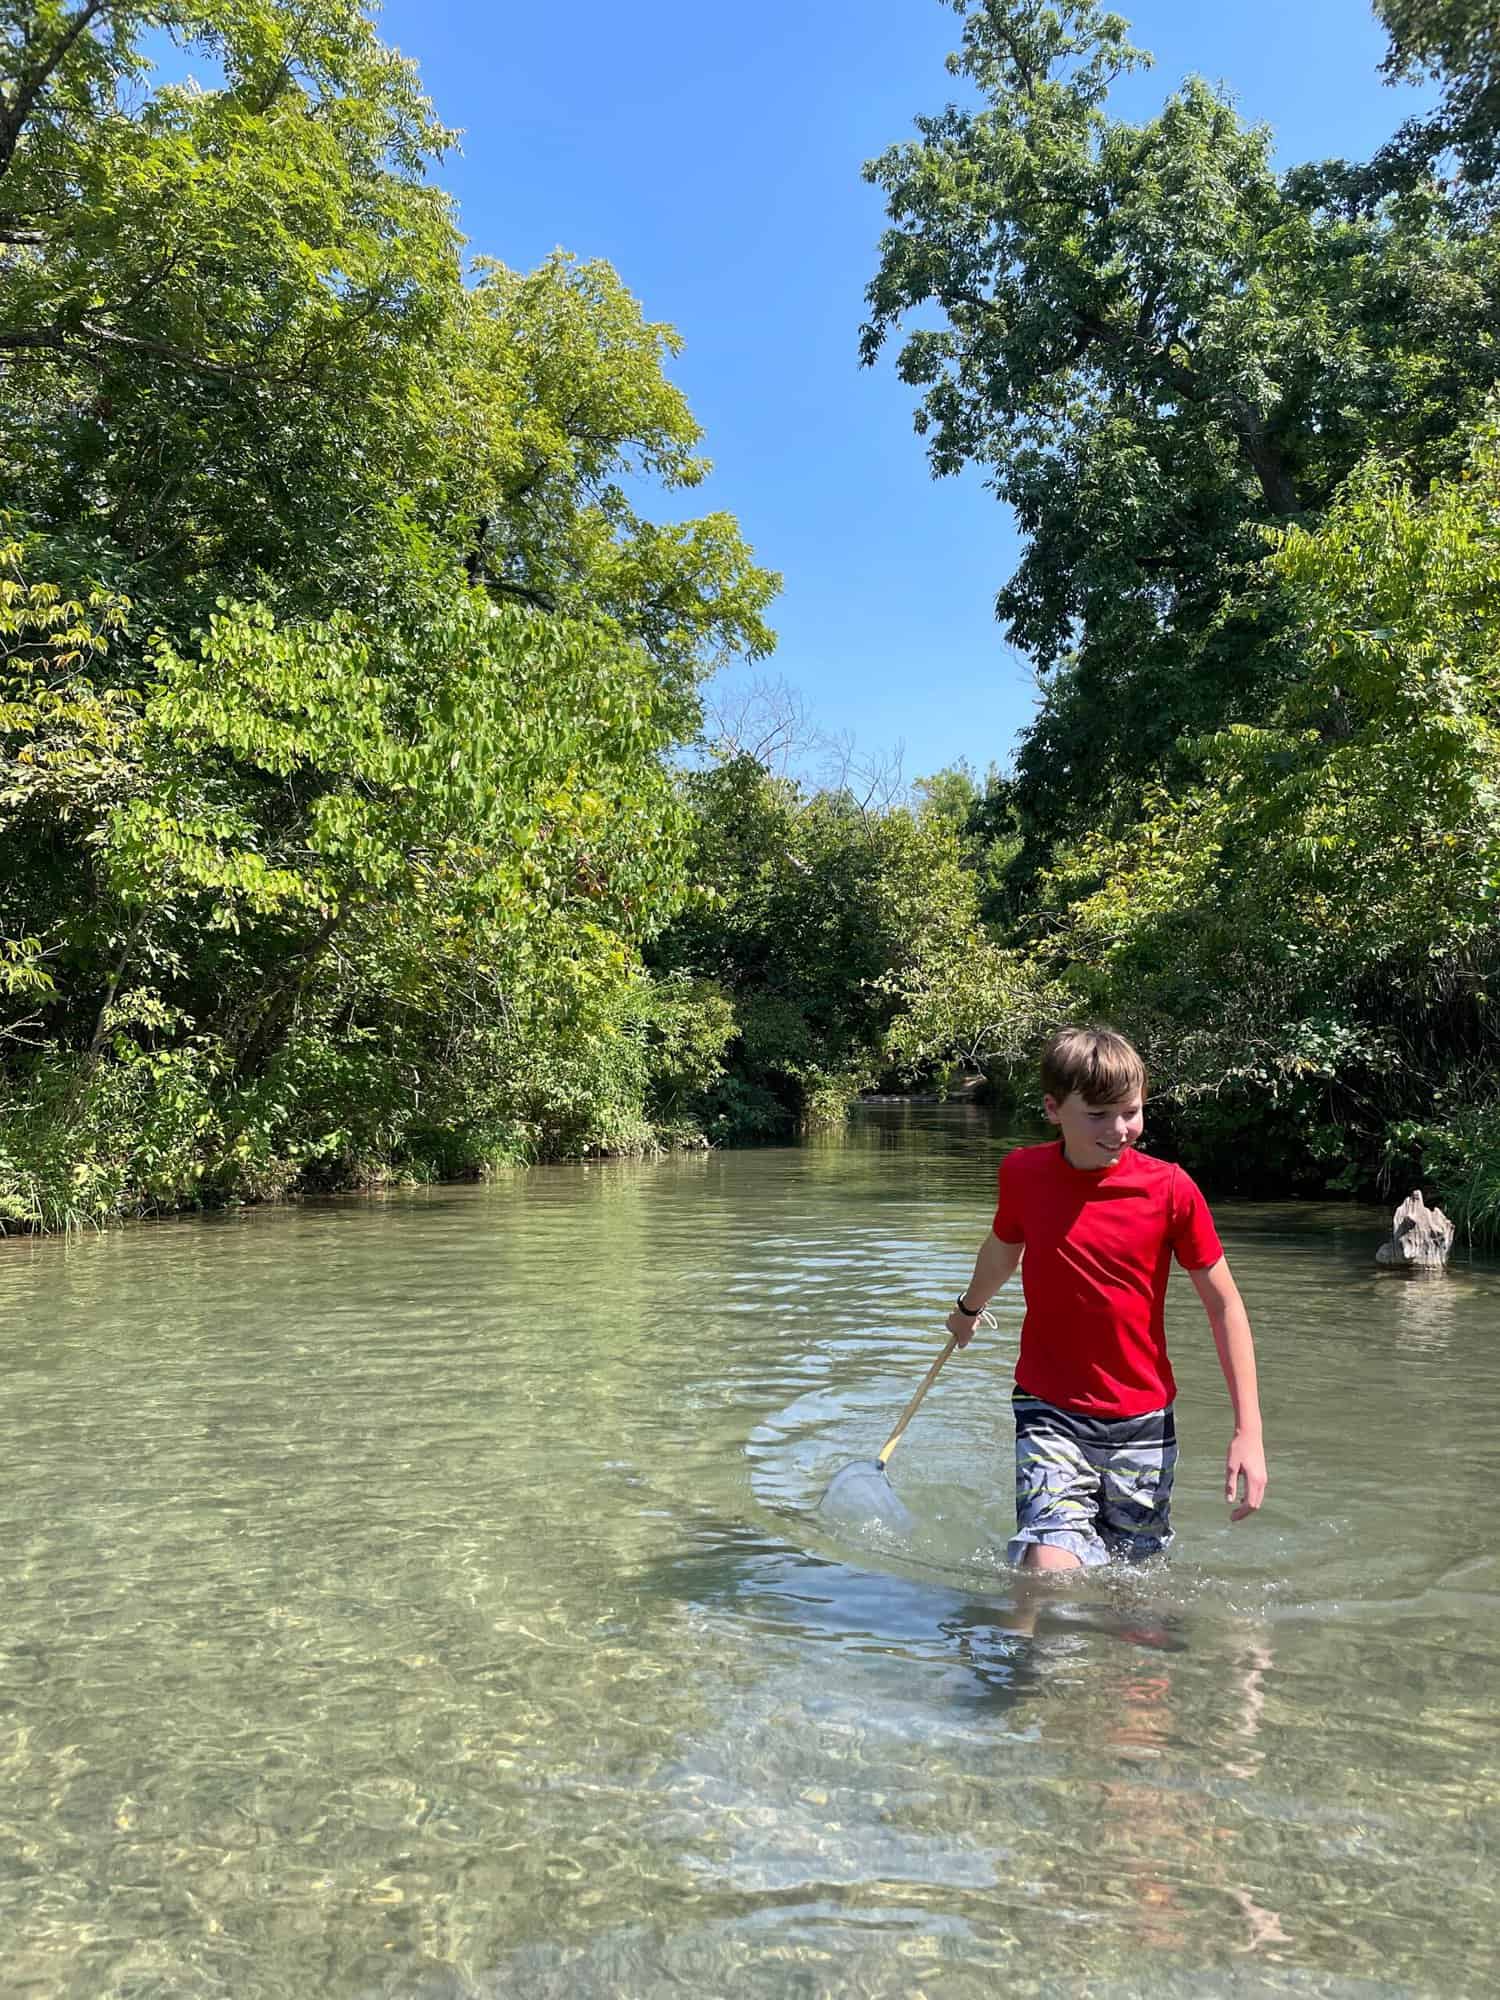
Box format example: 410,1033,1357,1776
655,755,988,1130
1044,418,1500,1192
1,7,778,654
0,2,780,1220
2,0,462,613
455,255,778,683
0,541,133,1038
1375,0,1500,197
863,0,1500,866
915,760,1025,925
1,550,707,1206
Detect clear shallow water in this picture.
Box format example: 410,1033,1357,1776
2,1104,1498,1998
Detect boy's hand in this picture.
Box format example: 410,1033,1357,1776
947,1306,980,1346
946,1304,996,1347
1226,1431,1267,1522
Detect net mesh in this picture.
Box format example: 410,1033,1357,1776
818,1460,916,1536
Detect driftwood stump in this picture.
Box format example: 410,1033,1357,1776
1375,1189,1455,1270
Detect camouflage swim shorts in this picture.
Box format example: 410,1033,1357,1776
1009,1389,1177,1567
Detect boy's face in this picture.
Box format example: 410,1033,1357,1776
1044,1088,1145,1170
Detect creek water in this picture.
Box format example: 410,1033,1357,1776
2,1105,1498,1999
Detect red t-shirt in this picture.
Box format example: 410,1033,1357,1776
993,1141,1223,1417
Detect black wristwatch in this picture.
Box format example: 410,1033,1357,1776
956,1294,981,1317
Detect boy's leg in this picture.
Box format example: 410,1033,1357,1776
1023,1542,1085,1572
1008,1394,1110,1569
1098,1405,1178,1562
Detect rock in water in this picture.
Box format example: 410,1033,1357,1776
1375,1189,1456,1269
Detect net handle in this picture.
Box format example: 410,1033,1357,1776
875,1336,959,1470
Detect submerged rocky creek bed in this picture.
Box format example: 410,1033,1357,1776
2,1106,1497,1997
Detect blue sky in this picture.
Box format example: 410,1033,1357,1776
372,0,1429,786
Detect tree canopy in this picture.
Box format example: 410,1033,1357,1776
0,0,796,1223
863,0,1500,864
863,0,1500,1225
1374,0,1500,197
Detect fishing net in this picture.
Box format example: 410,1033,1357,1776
816,1315,992,1539
818,1459,917,1536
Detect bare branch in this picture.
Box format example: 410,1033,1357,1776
819,732,907,822
0,1015,49,1047
851,740,907,820
703,674,818,776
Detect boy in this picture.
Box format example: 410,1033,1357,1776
948,1026,1266,1569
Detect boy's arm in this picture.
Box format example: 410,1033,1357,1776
947,1231,1023,1346
1188,1256,1268,1522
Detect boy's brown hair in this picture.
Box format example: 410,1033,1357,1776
1040,1026,1147,1106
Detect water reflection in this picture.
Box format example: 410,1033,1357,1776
1379,1267,1473,1351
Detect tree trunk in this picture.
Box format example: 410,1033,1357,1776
1375,1189,1456,1269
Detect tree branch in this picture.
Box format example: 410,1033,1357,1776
1223,397,1300,516
991,22,1037,100
247,7,326,117
0,0,119,181
78,317,276,378
485,576,557,613
1074,310,1302,516
0,317,281,382
946,276,1303,518
233,909,346,1081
